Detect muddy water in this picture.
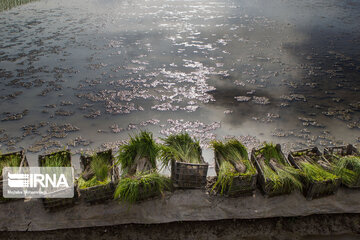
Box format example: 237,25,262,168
0,0,359,174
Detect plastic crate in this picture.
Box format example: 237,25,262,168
0,150,28,203
288,147,340,200
78,149,120,204
171,156,208,189
214,152,257,197
38,150,76,211
251,144,294,197
324,144,360,188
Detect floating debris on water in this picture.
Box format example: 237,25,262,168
322,107,353,121
60,101,74,106
234,96,251,102
2,109,28,121
101,140,128,152
280,94,306,102
151,103,179,111
252,96,270,105
49,123,79,133
67,136,92,147
22,122,47,137
224,109,233,114
110,124,124,133
160,119,220,145
84,110,101,119
55,109,74,116
252,113,280,123
298,117,325,128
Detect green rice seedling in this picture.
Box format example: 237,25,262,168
256,143,302,193
90,155,110,182
160,133,202,167
0,153,22,175
261,161,303,192
114,171,171,204
78,176,110,189
211,139,256,194
42,151,70,167
77,176,110,189
256,143,286,165
78,153,111,189
332,155,360,186
213,161,240,194
298,161,338,183
116,131,160,174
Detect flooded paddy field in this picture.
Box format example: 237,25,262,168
0,0,360,174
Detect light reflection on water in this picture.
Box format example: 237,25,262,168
0,0,359,172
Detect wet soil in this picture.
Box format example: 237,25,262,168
0,214,359,240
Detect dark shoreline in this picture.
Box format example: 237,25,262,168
1,213,359,240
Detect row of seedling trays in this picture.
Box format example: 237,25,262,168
0,131,359,212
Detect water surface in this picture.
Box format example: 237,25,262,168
0,0,359,173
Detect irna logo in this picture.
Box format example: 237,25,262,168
7,173,69,188
3,167,74,198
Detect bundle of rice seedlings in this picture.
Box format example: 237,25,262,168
211,139,256,194
42,151,71,167
291,150,338,184
115,131,171,203
298,160,338,183
114,171,171,204
0,153,22,175
116,131,160,175
77,154,111,189
332,155,360,186
255,143,302,192
160,133,202,167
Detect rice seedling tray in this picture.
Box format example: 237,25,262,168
324,144,360,188
171,156,208,189
324,144,359,158
251,144,293,197
136,182,164,202
38,150,76,211
0,150,28,203
288,147,340,200
78,149,120,204
214,152,257,197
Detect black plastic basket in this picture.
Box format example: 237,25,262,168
251,144,294,197
0,150,28,203
171,156,208,189
214,152,257,197
38,150,76,211
288,147,340,200
324,144,360,188
78,149,120,204
136,182,165,202
324,144,359,157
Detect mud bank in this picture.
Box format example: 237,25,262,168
0,214,360,240
1,188,360,231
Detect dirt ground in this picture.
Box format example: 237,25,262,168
1,213,360,240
